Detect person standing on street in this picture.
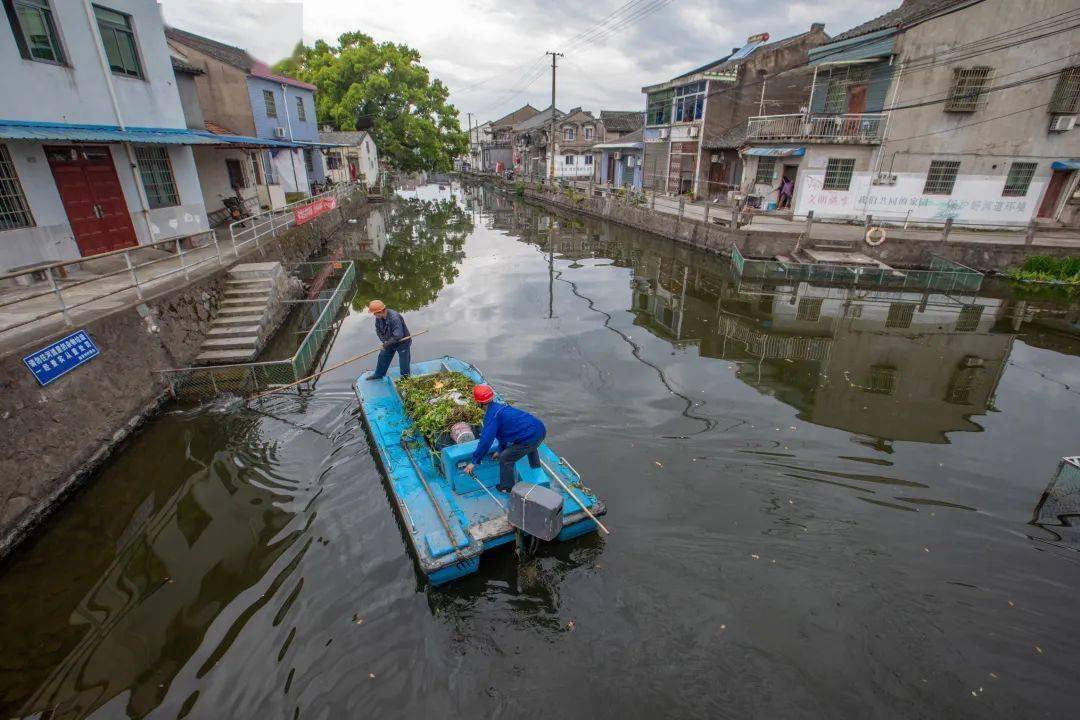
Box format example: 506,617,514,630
366,299,411,380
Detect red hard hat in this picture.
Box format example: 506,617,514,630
473,384,494,403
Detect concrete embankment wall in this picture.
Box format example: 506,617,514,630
0,194,368,559
501,180,1073,271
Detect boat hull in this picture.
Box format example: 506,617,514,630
355,356,606,585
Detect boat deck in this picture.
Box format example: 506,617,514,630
355,357,605,584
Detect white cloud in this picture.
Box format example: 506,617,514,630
158,0,896,124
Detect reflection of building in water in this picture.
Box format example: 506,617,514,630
1031,456,1080,545
9,429,302,719
711,282,1014,444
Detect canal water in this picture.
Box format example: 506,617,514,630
2,183,1078,719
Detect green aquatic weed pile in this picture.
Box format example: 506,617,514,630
1009,256,1080,284
397,371,485,442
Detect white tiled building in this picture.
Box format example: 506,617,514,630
0,0,213,272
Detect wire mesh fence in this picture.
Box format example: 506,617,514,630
729,245,984,292
158,260,356,401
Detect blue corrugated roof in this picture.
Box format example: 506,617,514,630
0,120,223,145
0,120,313,149
744,146,805,157
1052,159,1080,171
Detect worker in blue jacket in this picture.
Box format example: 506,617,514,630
464,384,547,493
366,299,411,380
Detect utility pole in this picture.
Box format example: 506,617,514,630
546,51,563,179
466,112,474,169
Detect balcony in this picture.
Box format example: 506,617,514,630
746,113,886,143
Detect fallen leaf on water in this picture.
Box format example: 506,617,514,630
1008,600,1015,607
990,672,999,679
751,554,760,560
654,461,663,468
924,547,930,553
1035,645,1043,655
354,616,364,625
369,673,375,679
565,620,576,631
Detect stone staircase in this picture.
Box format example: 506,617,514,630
196,262,292,364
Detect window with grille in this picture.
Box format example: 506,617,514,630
0,145,34,230
9,0,66,64
866,365,898,395
755,157,777,184
584,155,593,165
225,158,246,189
885,302,915,328
564,127,575,141
296,95,306,122
250,154,261,184
796,297,823,322
303,149,314,173
261,151,277,184
584,126,594,140
134,146,179,209
823,158,855,191
822,66,869,114
844,303,863,318
946,366,982,404
955,304,983,332
263,89,277,118
94,5,142,78
563,154,574,165
1002,161,1037,197
923,160,960,195
945,66,993,112
1049,67,1080,114
326,152,342,170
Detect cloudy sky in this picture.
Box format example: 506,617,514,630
159,0,895,124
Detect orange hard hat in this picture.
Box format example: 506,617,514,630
367,299,386,313
473,384,494,403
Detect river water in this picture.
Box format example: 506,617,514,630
2,182,1079,719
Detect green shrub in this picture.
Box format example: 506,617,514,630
1009,255,1080,284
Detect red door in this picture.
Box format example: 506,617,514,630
1038,170,1071,219
46,145,138,257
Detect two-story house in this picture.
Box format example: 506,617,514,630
741,0,1080,228
165,28,326,200
482,104,538,172
641,24,829,199
512,107,563,177
553,108,601,178
0,0,215,272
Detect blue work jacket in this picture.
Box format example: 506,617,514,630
375,309,411,348
471,402,546,464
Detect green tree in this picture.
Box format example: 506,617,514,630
275,33,468,173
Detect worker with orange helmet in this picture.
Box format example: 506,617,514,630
464,384,547,493
365,299,411,380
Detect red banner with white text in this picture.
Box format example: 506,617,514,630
294,195,338,225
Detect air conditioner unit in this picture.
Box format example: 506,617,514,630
1049,114,1076,132
873,171,898,186
274,127,287,138
658,128,670,139
688,126,699,137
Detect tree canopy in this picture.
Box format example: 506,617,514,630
275,33,468,173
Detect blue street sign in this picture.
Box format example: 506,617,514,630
23,329,100,386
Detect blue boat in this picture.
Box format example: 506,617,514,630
354,356,607,585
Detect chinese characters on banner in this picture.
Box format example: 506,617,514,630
294,195,339,225
23,329,100,386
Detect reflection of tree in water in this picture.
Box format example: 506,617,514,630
352,198,473,312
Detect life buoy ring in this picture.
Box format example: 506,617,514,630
865,226,887,246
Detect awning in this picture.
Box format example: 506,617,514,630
592,141,643,151
1051,159,1080,171
0,120,222,145
743,146,805,157
293,139,351,149
193,131,300,149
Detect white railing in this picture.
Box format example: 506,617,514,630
0,182,361,343
228,181,361,255
0,230,223,337
746,113,886,142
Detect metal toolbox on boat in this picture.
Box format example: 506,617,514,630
509,482,564,541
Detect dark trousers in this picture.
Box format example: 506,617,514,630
498,432,545,492
373,343,410,379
